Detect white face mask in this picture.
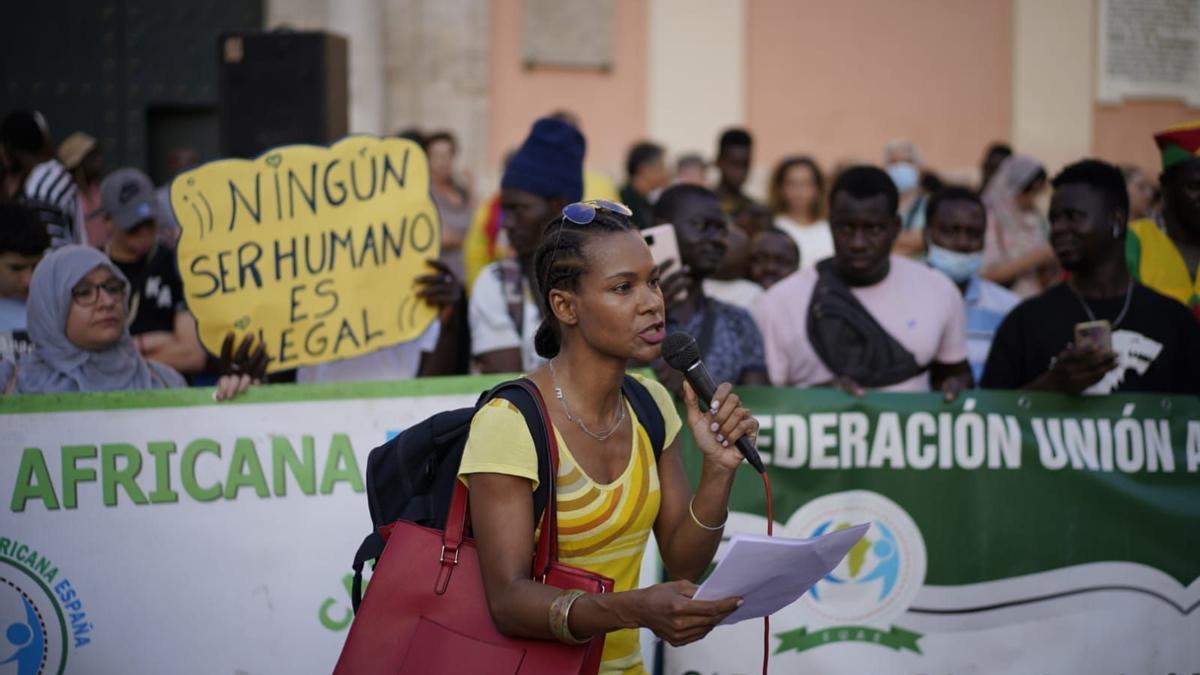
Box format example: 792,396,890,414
926,242,983,283
886,162,920,194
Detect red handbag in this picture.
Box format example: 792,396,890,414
334,379,614,675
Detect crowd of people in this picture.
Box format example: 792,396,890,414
2,106,1198,398
0,111,262,396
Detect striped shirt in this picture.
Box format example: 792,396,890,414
23,159,84,248
459,374,682,675
963,275,1020,383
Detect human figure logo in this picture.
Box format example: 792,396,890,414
809,519,901,603
0,536,92,675
773,491,926,655
0,587,45,675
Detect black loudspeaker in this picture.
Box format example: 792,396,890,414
218,31,348,158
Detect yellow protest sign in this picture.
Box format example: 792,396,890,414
170,136,440,373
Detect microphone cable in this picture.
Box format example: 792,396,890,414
661,330,775,672
760,470,773,675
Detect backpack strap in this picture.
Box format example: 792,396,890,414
622,375,666,458
485,380,553,522
350,531,385,613
444,378,561,585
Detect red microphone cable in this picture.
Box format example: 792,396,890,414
760,471,773,675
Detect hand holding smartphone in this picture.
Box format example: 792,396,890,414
642,224,681,269
1074,320,1112,353
643,223,689,304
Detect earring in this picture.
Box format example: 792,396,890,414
1113,222,1120,239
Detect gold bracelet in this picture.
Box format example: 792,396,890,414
688,497,727,531
548,589,588,645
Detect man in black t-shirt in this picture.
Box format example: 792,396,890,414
982,160,1200,395
98,168,207,375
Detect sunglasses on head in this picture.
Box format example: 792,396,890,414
561,199,633,225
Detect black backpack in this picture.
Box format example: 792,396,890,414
350,375,667,612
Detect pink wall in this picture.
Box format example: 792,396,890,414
1093,100,1200,174
487,0,648,177
745,0,1012,180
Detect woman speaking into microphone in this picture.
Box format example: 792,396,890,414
458,199,759,674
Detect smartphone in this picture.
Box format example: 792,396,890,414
642,223,686,302
1074,319,1112,353
642,224,681,269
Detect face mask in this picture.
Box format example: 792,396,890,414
926,242,983,283
886,162,919,194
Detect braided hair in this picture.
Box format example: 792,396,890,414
532,207,635,358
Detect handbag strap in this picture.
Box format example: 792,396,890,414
442,378,562,577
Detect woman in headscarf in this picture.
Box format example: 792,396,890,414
980,154,1060,298
1,245,262,397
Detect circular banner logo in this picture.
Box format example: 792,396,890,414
0,564,67,675
787,490,927,627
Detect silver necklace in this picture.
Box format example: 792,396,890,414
548,359,626,441
1070,279,1134,328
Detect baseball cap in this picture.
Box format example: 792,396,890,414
97,168,158,230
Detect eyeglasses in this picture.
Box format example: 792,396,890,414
71,278,128,306
562,199,633,225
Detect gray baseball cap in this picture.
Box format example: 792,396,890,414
97,168,158,231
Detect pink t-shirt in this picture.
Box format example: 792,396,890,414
751,256,968,392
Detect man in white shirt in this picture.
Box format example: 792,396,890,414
469,116,585,373
753,166,973,398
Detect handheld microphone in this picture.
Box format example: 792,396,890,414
662,331,765,474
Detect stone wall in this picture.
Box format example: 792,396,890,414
266,0,491,183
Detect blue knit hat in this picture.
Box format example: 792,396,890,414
501,117,585,202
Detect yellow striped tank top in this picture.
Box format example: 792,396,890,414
459,374,681,675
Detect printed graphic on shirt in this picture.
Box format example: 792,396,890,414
0,330,33,365
144,276,173,310
1084,330,1164,395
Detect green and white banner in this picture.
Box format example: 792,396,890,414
667,389,1200,674
0,376,507,675
1,380,1197,674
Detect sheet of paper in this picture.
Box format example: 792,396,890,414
694,523,870,625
